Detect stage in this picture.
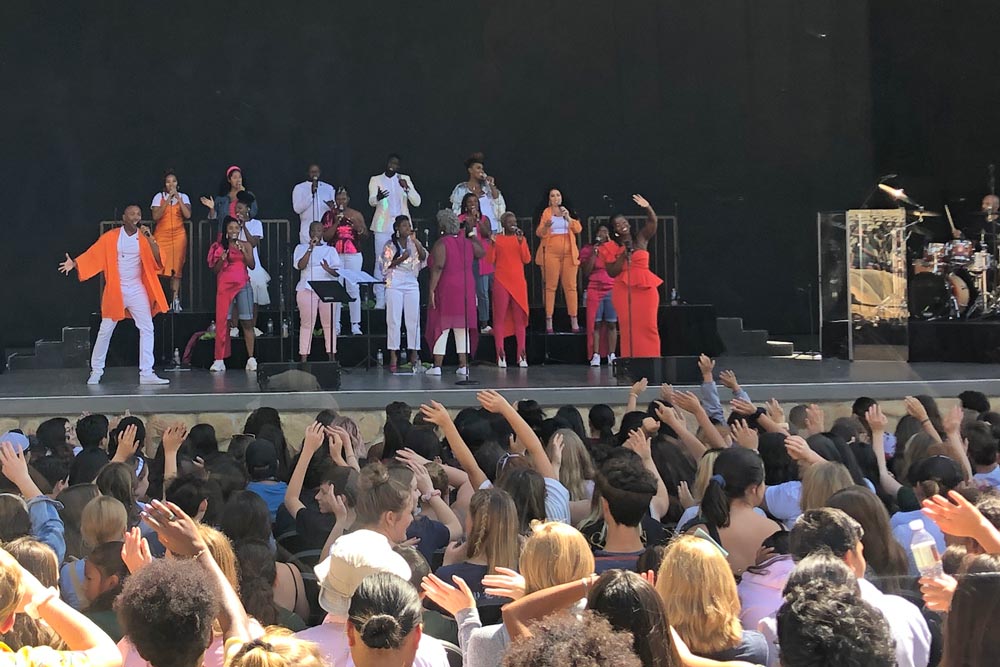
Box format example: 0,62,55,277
2,356,1000,418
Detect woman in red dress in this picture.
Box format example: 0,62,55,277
598,194,662,357
486,212,531,368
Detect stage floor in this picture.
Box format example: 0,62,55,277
2,357,1000,416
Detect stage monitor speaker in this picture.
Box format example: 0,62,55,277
257,361,342,392
614,356,701,385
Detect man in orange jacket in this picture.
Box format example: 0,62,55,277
58,205,170,385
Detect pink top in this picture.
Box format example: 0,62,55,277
321,210,360,254
207,242,250,286
460,213,494,275
580,244,613,291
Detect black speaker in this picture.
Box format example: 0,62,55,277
256,361,342,391
614,356,701,385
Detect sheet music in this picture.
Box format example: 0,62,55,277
336,268,381,284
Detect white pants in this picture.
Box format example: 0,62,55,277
297,289,336,356
386,286,420,351
372,231,392,304
433,328,469,355
335,253,363,326
91,282,155,374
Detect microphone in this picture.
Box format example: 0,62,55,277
423,228,430,244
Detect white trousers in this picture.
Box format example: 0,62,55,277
386,286,420,351
91,282,155,374
372,231,392,304
335,253,363,326
433,328,469,355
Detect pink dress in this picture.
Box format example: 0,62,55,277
425,234,479,350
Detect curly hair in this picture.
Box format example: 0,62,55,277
501,611,642,667
777,562,895,667
115,558,219,667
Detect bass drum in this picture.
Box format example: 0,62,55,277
909,272,971,319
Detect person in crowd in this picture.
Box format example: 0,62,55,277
201,164,258,237
233,540,305,631
207,216,256,373
243,439,288,522
322,187,368,336
459,192,496,335
600,194,663,357
501,612,642,667
67,416,109,486
33,417,75,461
387,462,462,566
58,496,128,612
959,389,991,414
547,429,594,502
292,162,336,245
585,570,679,667
233,194,269,339
380,215,428,372
588,404,616,445
852,396,898,457
799,460,854,512
487,212,531,367
938,553,1000,666
0,547,121,666
592,450,658,573
425,209,485,376
58,483,101,561
81,541,127,641
58,204,170,385
294,220,342,362
776,551,896,667
535,187,582,333
450,152,505,232
736,530,794,633
150,168,191,312
581,222,618,365
1,538,63,652
0,442,65,564
370,154,422,309
96,462,141,529
347,572,426,667
656,535,769,664
890,454,962,574
966,420,1000,488
827,485,911,595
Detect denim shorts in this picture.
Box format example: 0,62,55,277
594,291,618,322
232,281,254,320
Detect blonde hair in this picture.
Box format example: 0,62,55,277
547,429,594,502
800,461,854,512
81,496,128,548
521,521,594,594
0,549,24,623
692,450,722,503
466,489,520,576
656,535,742,655
198,524,239,592
227,626,324,667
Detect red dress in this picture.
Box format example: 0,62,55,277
598,244,663,357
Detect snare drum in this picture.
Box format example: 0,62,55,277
923,243,948,274
971,250,995,273
947,240,975,267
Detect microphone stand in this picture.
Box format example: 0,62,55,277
626,243,634,360
456,230,479,386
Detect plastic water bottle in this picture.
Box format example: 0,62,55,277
266,318,274,336
172,348,181,367
377,349,384,367
909,519,943,577
281,318,290,338
208,321,216,334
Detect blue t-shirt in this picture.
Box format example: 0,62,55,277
704,630,769,664
593,549,644,573
246,480,288,522
408,515,450,566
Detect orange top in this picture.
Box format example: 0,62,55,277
487,234,531,315
534,207,582,267
75,229,168,321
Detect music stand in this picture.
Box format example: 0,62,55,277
308,280,353,363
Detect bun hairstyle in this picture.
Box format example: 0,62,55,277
465,151,486,169
355,461,411,526
348,572,422,650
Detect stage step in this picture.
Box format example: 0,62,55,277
716,317,785,357
6,327,91,372
766,340,796,357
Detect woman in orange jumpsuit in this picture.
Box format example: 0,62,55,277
535,187,582,333
151,169,191,312
599,194,663,357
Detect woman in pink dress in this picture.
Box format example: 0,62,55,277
425,209,485,376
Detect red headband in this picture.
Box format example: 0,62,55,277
226,165,241,178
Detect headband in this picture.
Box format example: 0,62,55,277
710,474,727,489
226,165,241,178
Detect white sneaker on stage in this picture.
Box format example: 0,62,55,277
253,327,264,337
245,357,258,372
351,324,363,336
139,373,170,385
426,366,442,376
229,327,239,338
209,360,226,372
518,357,528,368
480,325,493,334
590,353,601,367
497,358,507,369
456,366,469,376
87,371,103,385
608,353,617,365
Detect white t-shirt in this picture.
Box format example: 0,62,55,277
293,244,342,292
549,215,570,234
150,192,191,208
479,194,500,232
117,228,142,286
238,218,264,269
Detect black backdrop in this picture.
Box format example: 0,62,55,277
0,1,874,350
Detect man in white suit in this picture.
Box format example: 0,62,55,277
292,163,336,244
368,153,421,308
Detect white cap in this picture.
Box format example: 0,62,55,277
908,519,925,531
314,529,411,617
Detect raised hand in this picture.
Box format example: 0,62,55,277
730,398,757,416
766,398,784,424
719,369,740,392
421,573,476,616
866,404,888,432
200,196,214,209
161,424,188,456
420,401,453,428
804,404,825,434
141,499,206,557
408,460,434,496
112,424,141,463
677,481,695,509
0,441,32,488
785,435,822,466
672,391,704,415
624,428,652,461
659,383,675,404
731,419,759,450
698,354,715,381
549,432,565,466
942,404,963,435
121,526,154,574
630,377,649,398
477,389,512,414
481,567,526,600
922,490,989,538
396,447,431,468
632,194,651,209
654,401,685,431
904,396,929,422
302,421,326,457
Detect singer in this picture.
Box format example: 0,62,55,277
449,151,506,231
201,165,258,238
207,216,257,372
294,221,342,361
580,222,618,366
57,205,170,385
379,215,428,372
600,194,662,358
233,193,270,341
292,163,336,244
459,193,496,334
150,168,191,312
535,187,582,333
486,212,531,368
322,188,367,335
368,153,421,309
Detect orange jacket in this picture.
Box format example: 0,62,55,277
534,207,582,266
75,228,167,321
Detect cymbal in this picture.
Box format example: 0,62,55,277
908,210,942,217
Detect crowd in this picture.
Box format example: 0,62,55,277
61,152,666,384
2,355,1000,666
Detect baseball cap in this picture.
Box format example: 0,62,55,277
0,432,29,454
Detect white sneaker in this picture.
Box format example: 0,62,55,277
139,373,170,385
253,327,264,337
456,366,469,376
245,357,257,372
229,327,239,338
590,353,601,367
480,325,493,334
351,324,363,336
497,358,507,369
209,360,226,372
426,366,442,376
608,353,617,365
519,357,528,368
375,299,386,310
87,371,103,385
